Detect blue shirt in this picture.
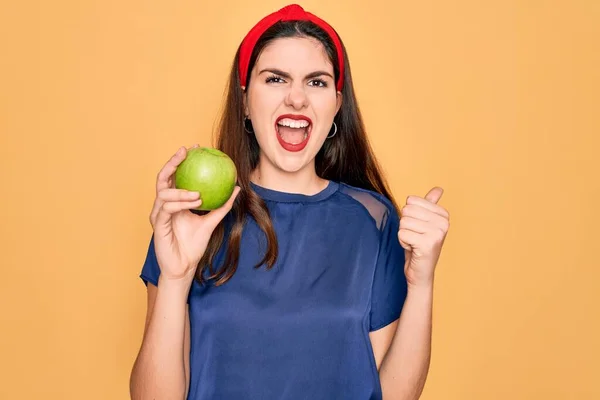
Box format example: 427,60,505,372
140,180,408,399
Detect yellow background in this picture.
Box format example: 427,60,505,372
1,0,598,399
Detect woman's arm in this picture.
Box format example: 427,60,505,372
372,187,447,399
129,276,192,400
370,284,433,400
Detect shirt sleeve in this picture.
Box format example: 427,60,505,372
139,234,161,287
369,206,408,331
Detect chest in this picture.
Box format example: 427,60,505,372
188,205,381,331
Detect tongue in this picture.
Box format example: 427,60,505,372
278,126,306,144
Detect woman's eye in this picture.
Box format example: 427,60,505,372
309,79,328,88
266,76,285,84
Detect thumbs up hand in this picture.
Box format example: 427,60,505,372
398,187,450,289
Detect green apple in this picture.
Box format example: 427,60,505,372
174,147,237,211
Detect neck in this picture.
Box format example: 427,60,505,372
250,155,328,195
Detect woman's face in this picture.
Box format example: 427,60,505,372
244,36,342,174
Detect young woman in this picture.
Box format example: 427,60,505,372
130,4,449,400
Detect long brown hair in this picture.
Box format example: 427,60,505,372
197,20,398,286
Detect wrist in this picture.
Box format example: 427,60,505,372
157,273,194,299
407,281,434,297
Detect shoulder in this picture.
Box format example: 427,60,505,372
336,182,397,230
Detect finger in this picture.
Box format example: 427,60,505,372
400,241,411,252
401,204,449,228
401,204,433,222
203,186,241,227
154,199,203,227
425,187,443,204
150,145,200,226
150,192,199,227
156,147,188,193
405,194,448,219
149,199,161,226
162,199,202,214
158,188,200,202
399,216,429,234
398,228,420,250
399,236,412,251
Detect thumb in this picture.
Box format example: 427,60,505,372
425,186,444,204
203,186,241,226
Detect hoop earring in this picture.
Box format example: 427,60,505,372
244,116,254,134
326,122,337,139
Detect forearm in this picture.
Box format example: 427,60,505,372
379,284,434,400
130,276,191,400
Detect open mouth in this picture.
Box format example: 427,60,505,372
275,115,312,152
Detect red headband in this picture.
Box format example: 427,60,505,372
238,4,345,92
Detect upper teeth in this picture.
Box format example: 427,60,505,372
278,118,310,128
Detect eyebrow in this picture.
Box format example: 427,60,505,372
258,68,334,80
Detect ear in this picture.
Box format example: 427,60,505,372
241,86,249,117
335,90,343,114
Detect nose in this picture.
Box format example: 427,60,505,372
284,83,309,110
